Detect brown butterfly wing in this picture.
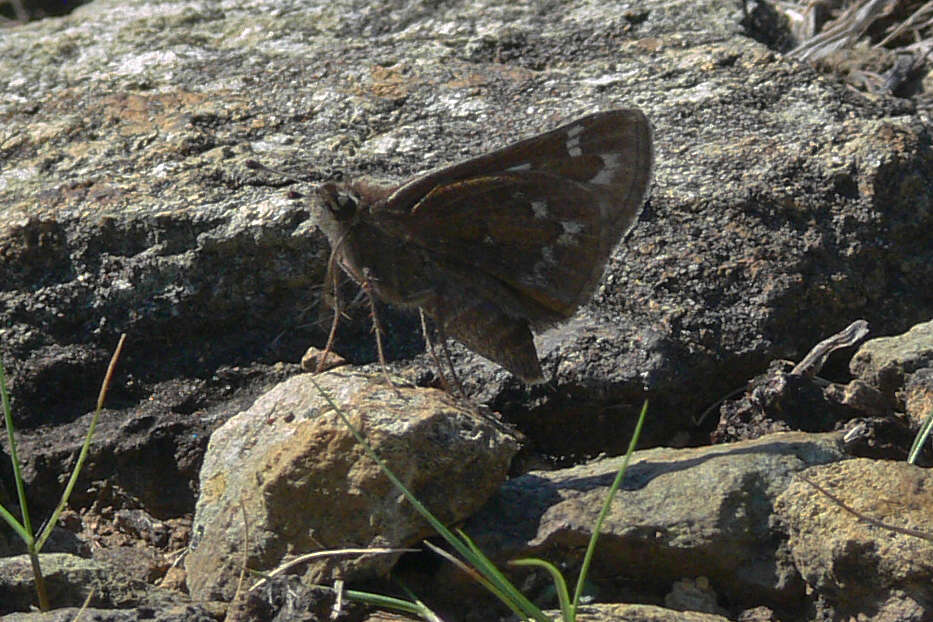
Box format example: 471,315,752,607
375,109,653,328
384,109,653,210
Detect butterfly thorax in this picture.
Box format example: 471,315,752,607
315,179,439,308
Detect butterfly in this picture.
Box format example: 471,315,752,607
313,109,653,383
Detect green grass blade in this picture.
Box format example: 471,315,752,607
310,583,443,621
510,558,572,621
36,334,125,552
454,529,551,620
907,409,933,464
0,354,35,542
393,582,447,622
0,499,30,542
423,540,534,621
343,589,431,616
571,400,648,616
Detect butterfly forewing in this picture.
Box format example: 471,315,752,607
375,109,653,326
384,109,652,211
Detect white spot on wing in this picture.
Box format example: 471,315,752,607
558,220,584,246
531,200,548,219
507,163,532,171
566,138,582,157
565,125,585,157
591,153,623,185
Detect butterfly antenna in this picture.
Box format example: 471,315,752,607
243,159,302,184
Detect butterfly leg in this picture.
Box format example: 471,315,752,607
437,328,467,396
419,309,448,388
419,308,467,396
360,268,405,393
316,250,344,374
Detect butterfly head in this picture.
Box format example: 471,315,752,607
318,182,359,221
313,181,361,245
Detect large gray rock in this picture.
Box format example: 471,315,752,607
435,431,848,616
0,0,930,461
0,552,195,615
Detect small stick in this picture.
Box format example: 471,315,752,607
791,319,869,377
330,579,345,620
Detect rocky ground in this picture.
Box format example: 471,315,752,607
1,0,931,620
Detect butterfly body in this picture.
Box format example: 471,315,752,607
314,109,653,383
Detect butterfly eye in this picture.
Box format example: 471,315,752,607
318,183,358,222
334,191,357,219
330,191,359,222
